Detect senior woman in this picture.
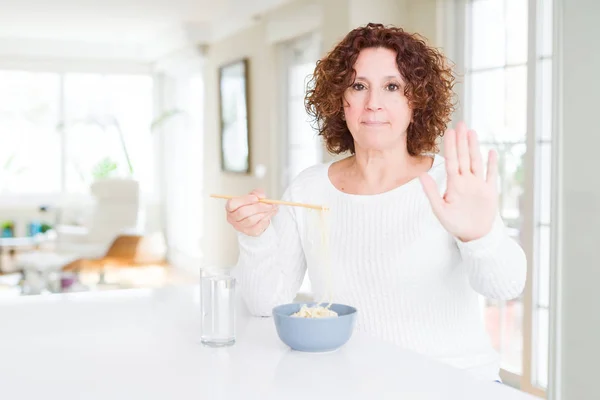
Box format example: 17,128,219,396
224,23,526,382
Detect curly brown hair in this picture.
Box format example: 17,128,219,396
305,23,456,156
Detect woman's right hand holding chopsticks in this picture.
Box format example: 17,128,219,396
225,189,279,237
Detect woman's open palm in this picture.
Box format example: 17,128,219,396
419,122,499,242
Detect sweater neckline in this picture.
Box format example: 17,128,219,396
323,153,444,201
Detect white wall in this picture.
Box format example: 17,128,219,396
202,22,276,267
153,51,205,274
555,0,600,398
349,0,409,27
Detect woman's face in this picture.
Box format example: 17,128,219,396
343,47,413,152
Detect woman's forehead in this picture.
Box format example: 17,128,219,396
352,53,403,83
354,48,401,75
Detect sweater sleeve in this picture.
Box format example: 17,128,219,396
455,214,527,300
235,185,307,317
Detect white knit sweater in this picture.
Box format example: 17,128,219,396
235,154,527,381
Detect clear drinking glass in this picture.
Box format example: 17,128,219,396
200,272,236,347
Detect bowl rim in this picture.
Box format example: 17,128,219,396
272,302,357,319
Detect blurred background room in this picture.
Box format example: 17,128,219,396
0,0,597,398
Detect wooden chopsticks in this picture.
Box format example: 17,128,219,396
210,194,329,211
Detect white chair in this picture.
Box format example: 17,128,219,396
55,178,142,258
16,178,142,292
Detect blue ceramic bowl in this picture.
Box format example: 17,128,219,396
272,303,357,352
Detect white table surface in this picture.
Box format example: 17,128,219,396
0,285,538,400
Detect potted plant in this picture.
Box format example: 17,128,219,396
91,157,120,180
1,220,15,238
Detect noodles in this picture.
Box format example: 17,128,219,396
292,304,338,318
292,206,337,319
318,206,333,307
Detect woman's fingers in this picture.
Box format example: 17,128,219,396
230,202,274,223
455,121,471,175
248,215,273,237
468,129,484,179
444,128,459,176
446,122,485,179
486,149,499,190
225,190,278,237
226,193,259,213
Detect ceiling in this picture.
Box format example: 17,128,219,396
0,0,293,61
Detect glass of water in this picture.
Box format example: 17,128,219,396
200,271,236,347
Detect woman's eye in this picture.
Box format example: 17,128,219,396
352,83,365,91
386,83,400,91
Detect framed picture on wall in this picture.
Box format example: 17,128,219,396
219,58,251,174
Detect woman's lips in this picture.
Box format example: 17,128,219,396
361,121,388,126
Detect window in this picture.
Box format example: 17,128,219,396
64,73,154,195
280,34,323,193
462,0,553,395
0,71,61,194
0,70,155,197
